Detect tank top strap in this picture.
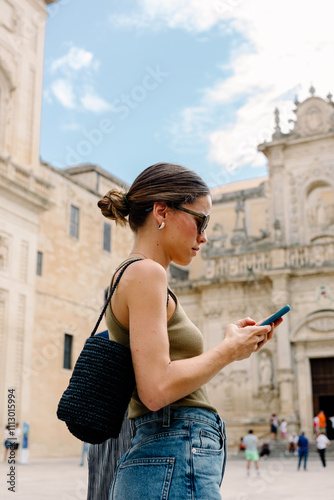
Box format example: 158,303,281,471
110,258,171,308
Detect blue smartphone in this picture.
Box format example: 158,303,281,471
259,305,291,326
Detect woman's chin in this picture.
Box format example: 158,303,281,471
172,256,193,267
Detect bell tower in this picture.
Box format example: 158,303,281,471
0,0,58,171
0,0,57,439
258,87,334,247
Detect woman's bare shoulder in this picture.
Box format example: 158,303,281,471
119,258,167,290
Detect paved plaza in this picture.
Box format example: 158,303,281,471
0,454,332,499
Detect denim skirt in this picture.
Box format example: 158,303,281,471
109,406,226,500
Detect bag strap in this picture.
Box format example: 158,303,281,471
90,259,142,337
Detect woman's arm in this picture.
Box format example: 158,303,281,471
125,260,278,412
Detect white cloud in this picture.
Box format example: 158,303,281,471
130,0,334,176
51,79,76,109
80,87,113,113
109,0,235,32
50,46,94,73
48,46,110,113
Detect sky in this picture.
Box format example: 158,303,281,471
41,0,334,189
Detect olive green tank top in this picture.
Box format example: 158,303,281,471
105,259,217,419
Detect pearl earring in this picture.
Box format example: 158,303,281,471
158,222,165,230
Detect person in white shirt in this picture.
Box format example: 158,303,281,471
316,432,330,467
285,433,298,455
280,419,288,439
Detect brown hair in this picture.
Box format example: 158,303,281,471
97,162,210,232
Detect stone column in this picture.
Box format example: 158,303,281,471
271,274,296,418
295,348,313,437
268,146,287,245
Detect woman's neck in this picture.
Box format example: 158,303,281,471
129,251,149,260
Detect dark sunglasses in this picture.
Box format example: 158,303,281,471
174,206,210,234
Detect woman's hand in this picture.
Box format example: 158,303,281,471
255,315,283,350
221,316,281,362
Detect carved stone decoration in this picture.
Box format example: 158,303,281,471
273,219,282,243
256,387,279,407
0,52,16,93
307,185,334,232
201,223,227,258
305,107,323,134
308,318,334,332
235,197,246,231
286,94,334,140
0,236,9,271
315,285,333,302
258,351,273,388
272,108,282,139
1,0,18,33
230,197,248,251
230,230,247,249
203,259,215,279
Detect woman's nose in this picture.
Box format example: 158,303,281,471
198,230,207,244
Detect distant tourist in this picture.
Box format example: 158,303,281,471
3,425,11,462
259,442,270,459
317,410,327,434
285,433,298,455
270,413,279,440
297,432,309,471
280,419,288,439
243,430,260,477
316,432,330,467
79,442,89,466
313,415,320,436
239,437,246,451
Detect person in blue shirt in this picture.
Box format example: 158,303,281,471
297,432,309,470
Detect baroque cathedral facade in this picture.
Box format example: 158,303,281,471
0,0,333,457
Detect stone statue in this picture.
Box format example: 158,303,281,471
307,188,334,231
259,351,273,387
273,219,282,243
315,196,329,227
235,197,246,230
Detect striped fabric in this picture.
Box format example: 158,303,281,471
87,411,132,500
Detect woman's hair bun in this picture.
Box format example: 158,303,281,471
97,190,129,226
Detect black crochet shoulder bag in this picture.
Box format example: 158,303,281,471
57,259,142,444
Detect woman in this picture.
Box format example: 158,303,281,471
97,163,281,499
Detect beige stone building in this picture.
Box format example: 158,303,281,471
1,0,334,459
0,0,58,455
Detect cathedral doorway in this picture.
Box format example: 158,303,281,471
310,357,334,439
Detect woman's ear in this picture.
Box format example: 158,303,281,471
152,202,169,223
